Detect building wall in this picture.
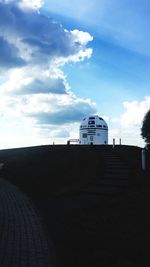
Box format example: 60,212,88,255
79,128,108,145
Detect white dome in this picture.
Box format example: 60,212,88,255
80,115,108,129
79,115,108,145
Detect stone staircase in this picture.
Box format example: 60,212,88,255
80,148,133,194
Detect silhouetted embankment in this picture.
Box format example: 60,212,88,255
0,144,150,267
0,144,149,197
0,145,106,197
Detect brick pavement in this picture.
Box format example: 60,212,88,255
0,178,53,267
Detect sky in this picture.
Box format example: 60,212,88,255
0,0,150,148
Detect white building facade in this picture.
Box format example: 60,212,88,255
79,115,108,145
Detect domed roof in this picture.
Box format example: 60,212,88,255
80,115,108,129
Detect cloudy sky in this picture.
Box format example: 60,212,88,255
0,0,150,148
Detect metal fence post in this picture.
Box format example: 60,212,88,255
141,149,146,171
113,138,115,148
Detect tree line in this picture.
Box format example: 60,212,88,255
141,109,150,147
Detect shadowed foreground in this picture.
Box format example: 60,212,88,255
0,145,150,266
0,178,52,267
36,184,150,267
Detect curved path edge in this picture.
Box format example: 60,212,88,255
0,178,53,267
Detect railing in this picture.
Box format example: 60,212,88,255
67,139,79,145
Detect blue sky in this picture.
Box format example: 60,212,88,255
0,0,150,148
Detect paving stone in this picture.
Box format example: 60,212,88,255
0,178,53,267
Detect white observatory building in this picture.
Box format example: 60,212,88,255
79,115,108,145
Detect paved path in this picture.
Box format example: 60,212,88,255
0,178,52,267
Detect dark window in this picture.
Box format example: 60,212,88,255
88,120,95,125
96,125,102,127
99,117,103,121
83,133,87,138
89,117,95,119
103,125,106,128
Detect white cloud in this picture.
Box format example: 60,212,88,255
71,29,93,45
53,48,93,67
2,0,44,10
109,96,150,147
121,96,150,127
0,1,94,68
18,0,44,10
0,0,96,148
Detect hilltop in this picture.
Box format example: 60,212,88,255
0,144,148,196
0,144,150,267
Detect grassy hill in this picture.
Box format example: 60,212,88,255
0,145,106,197
0,144,147,197
0,144,150,267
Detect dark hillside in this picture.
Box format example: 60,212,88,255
0,144,146,197
0,145,105,197
114,145,142,171
0,144,150,267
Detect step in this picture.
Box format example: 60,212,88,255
104,170,128,173
105,169,130,173
79,186,128,195
105,165,129,169
95,180,128,186
104,160,127,164
104,173,130,179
